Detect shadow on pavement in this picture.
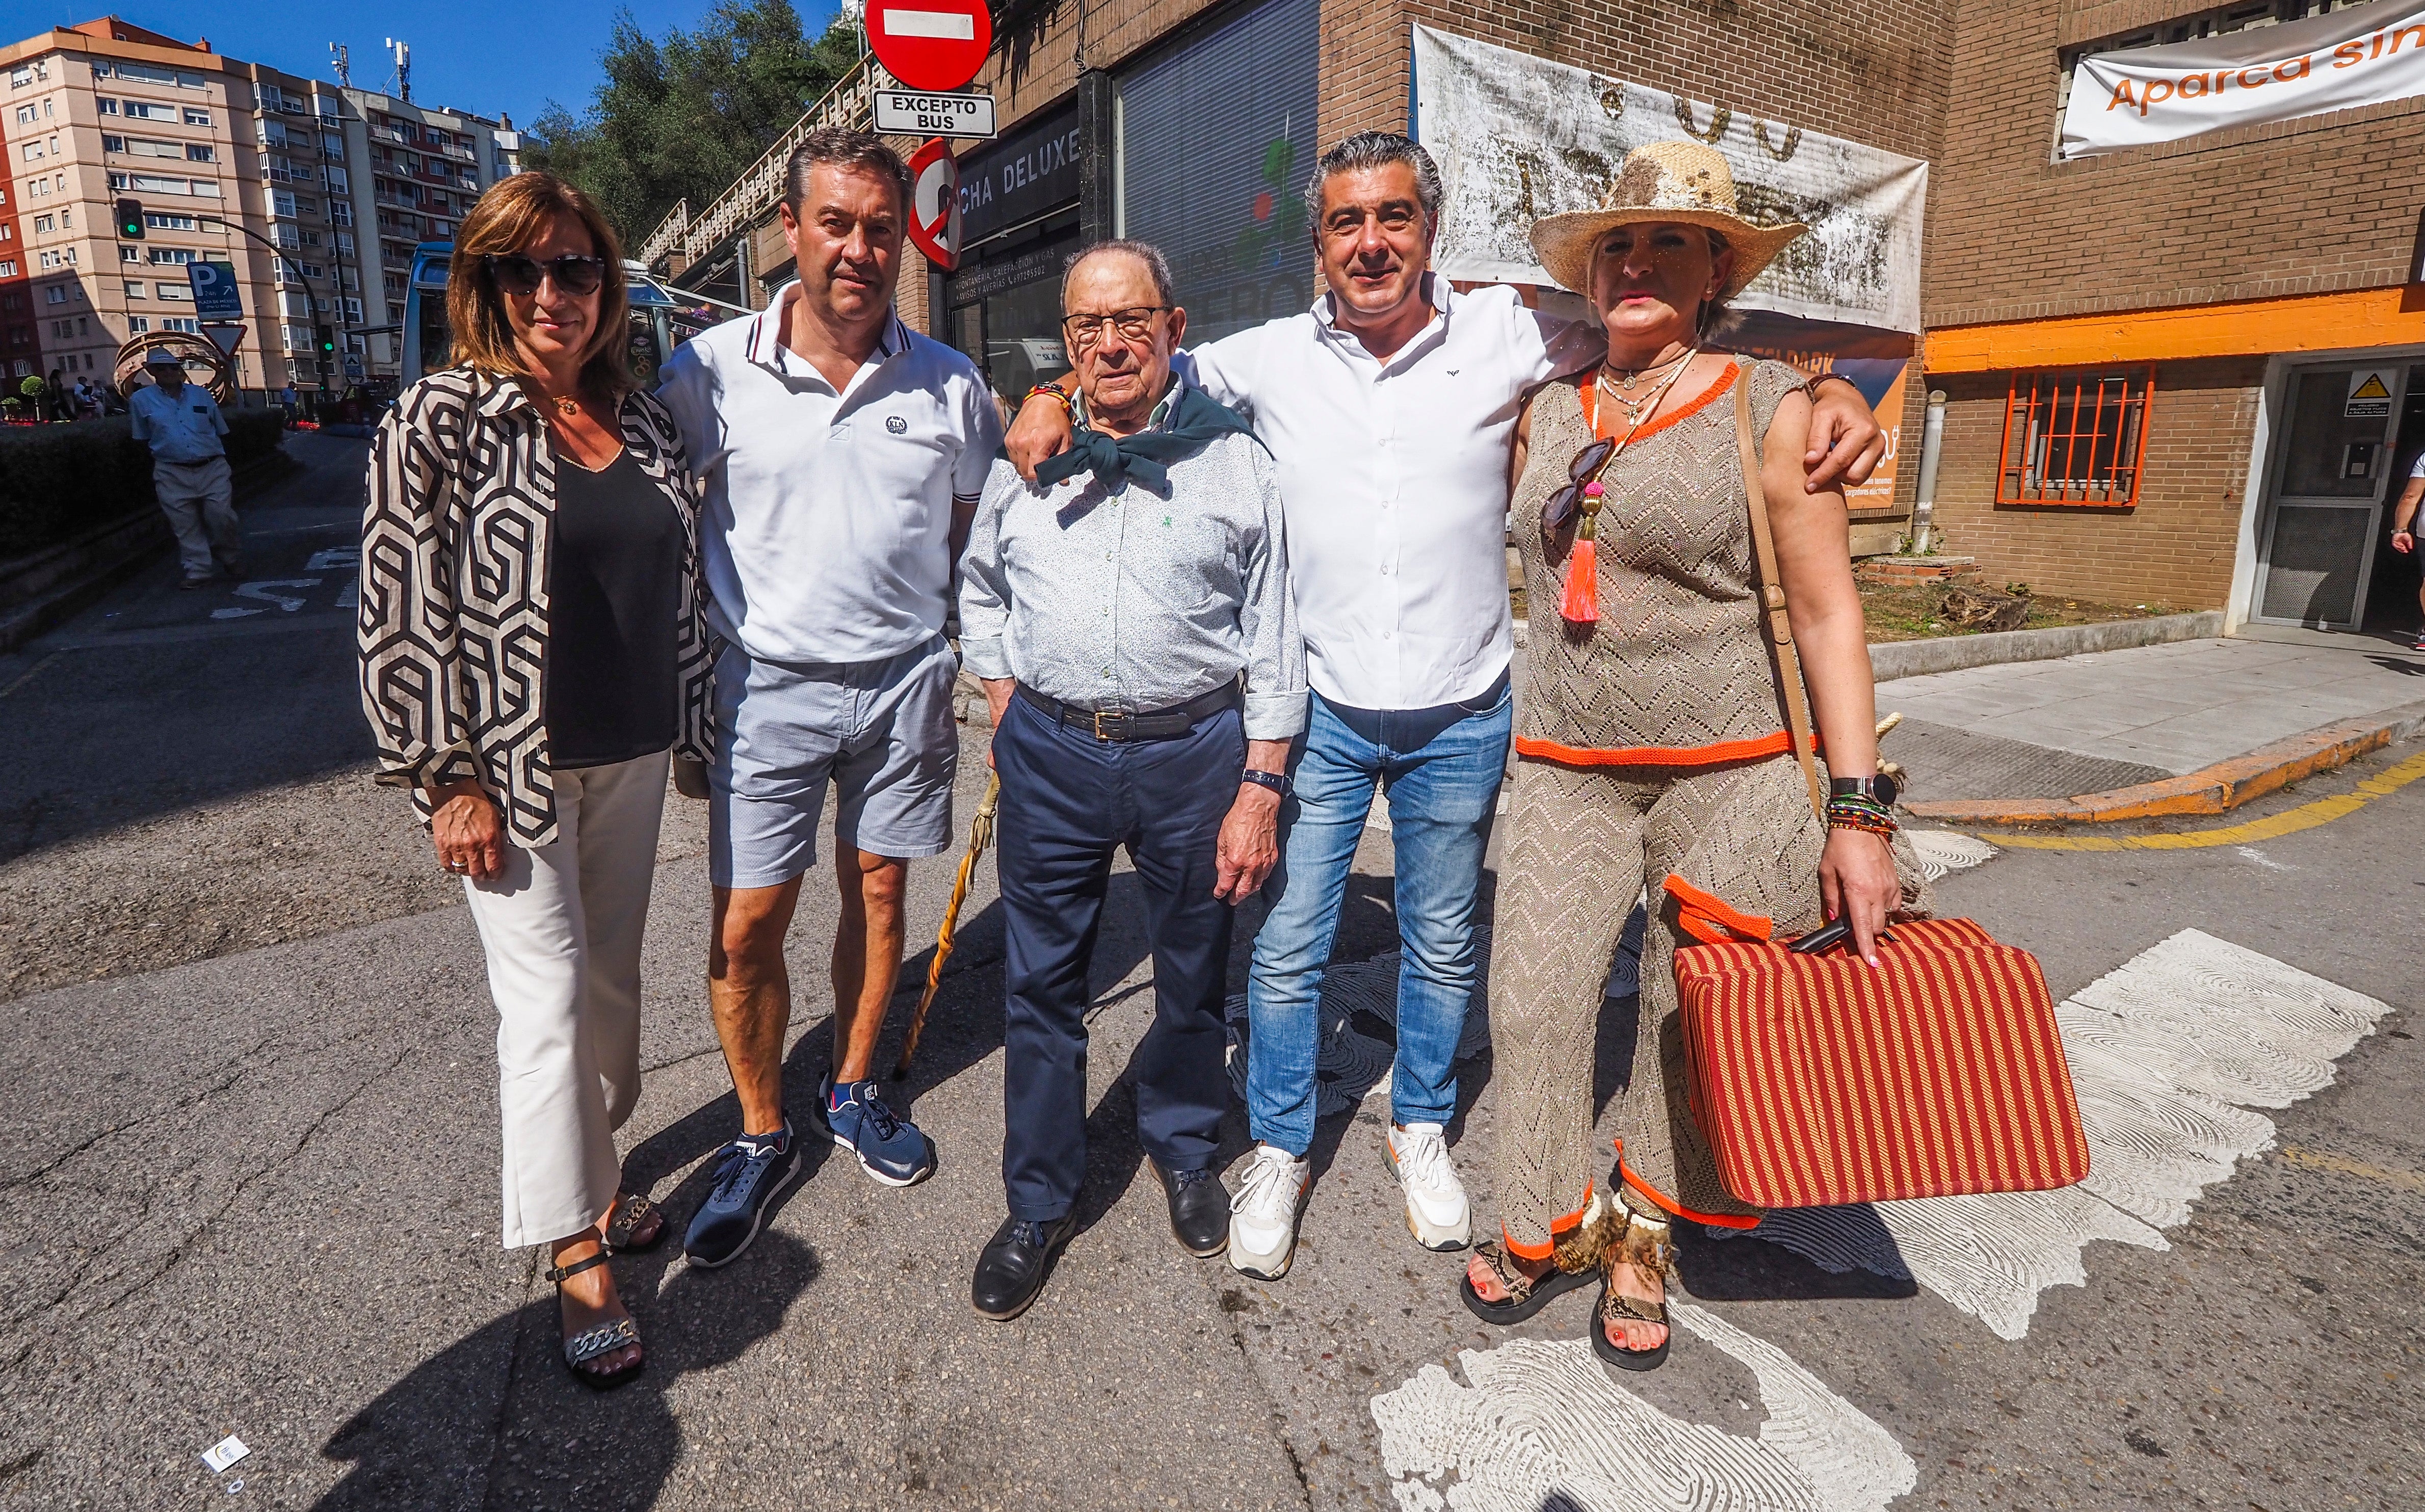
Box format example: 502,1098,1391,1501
312,1228,823,1511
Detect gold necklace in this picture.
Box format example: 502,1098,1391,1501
552,394,580,418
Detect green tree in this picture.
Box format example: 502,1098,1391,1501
528,1,863,247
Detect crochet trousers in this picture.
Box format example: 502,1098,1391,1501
1486,751,1835,1254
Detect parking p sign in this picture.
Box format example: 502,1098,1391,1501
188,260,243,320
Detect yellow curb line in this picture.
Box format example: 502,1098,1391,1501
1982,750,2425,851
2278,1146,2425,1195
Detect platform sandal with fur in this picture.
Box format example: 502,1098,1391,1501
548,1251,645,1390
1459,1190,1622,1324
1593,1209,1678,1372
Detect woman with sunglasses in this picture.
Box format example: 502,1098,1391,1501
1457,142,1925,1370
359,170,711,1389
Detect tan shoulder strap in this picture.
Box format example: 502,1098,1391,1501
1735,373,1828,820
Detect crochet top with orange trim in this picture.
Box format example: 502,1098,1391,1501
1509,357,1809,766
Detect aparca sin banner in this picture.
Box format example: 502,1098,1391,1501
2062,0,2425,159
1410,26,1928,335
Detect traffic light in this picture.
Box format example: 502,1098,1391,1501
315,325,336,378
116,197,145,240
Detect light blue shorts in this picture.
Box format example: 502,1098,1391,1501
708,634,959,889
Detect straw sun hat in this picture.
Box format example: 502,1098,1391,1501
1528,139,1805,303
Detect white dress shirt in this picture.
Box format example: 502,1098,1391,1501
654,282,1004,666
1176,277,1603,710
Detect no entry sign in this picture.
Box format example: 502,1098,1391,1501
905,137,962,273
868,0,992,92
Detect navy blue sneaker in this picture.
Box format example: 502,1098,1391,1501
809,1074,937,1187
682,1120,803,1269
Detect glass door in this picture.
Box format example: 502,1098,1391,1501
2254,363,2406,629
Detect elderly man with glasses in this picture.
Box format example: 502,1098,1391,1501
957,239,1305,1320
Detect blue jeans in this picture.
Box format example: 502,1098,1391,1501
1244,673,1512,1155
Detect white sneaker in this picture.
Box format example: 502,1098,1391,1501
1228,1144,1310,1280
1384,1123,1471,1251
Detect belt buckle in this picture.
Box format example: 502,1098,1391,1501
1092,709,1130,742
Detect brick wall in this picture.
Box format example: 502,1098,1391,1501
1929,0,2425,328
1923,355,2261,607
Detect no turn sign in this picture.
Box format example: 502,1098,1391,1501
868,0,992,92
905,137,962,273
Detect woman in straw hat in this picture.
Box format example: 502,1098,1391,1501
1458,140,1926,1370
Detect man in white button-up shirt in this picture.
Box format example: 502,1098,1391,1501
1008,134,1887,1280
654,130,1003,1269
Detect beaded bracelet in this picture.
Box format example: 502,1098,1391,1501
1825,792,1898,836
1023,383,1075,419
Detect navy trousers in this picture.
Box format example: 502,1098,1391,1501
993,691,1243,1222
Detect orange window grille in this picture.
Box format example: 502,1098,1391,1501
1996,368,2155,508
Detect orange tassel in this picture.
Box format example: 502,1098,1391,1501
1560,536,1599,624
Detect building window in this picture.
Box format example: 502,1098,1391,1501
187,144,215,163
1997,369,2156,507
102,133,125,152
121,244,141,262
161,317,198,332
125,279,147,298
0,260,13,278
127,315,149,332
184,108,211,126
149,247,197,264
96,97,116,115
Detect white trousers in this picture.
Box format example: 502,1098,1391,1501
152,456,239,580
461,749,670,1249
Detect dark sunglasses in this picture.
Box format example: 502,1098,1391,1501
484,253,609,297
1541,437,1618,533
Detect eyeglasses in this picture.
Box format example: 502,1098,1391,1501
483,253,609,297
1061,306,1166,350
1541,437,1617,533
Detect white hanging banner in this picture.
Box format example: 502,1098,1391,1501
2062,0,2425,160
1411,26,1927,334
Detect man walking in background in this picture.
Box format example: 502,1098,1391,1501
129,350,241,589
654,129,1003,1268
2388,455,2425,651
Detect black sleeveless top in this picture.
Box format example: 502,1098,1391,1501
545,450,683,769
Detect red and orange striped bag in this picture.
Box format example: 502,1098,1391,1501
1675,378,2089,1210
1672,920,2089,1208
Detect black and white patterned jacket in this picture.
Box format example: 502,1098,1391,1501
359,366,713,847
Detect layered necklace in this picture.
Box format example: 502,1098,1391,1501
1595,347,1696,431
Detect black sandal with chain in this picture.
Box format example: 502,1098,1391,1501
547,1251,644,1390
602,1189,666,1253
1593,1211,1678,1371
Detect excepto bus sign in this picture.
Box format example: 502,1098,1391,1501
873,89,996,138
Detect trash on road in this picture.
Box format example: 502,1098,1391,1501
201,1436,250,1473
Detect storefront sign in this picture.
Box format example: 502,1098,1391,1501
956,105,1080,249
875,89,995,138
2062,2,2425,160
1411,27,1927,335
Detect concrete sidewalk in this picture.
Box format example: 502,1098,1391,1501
1880,627,2425,814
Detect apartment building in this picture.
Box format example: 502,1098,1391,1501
0,18,521,400
0,99,36,383
337,89,521,385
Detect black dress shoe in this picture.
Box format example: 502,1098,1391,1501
1155,1161,1230,1258
971,1212,1075,1320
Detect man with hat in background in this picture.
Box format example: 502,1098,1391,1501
129,350,240,589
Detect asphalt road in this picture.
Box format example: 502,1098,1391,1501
0,433,2417,1510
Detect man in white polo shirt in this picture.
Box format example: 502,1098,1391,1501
655,128,1003,1269
1008,132,1886,1280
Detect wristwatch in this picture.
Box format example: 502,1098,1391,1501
1831,773,1899,807
1240,768,1290,798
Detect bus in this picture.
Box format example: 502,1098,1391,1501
400,241,746,391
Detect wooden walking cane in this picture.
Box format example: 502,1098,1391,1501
893,771,1001,1079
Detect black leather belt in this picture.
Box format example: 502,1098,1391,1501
1015,681,1240,742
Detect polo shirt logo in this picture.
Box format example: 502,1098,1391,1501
886,415,908,434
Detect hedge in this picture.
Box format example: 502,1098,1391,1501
0,411,287,559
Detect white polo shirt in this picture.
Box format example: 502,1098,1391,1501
1177,278,1603,711
655,282,1003,666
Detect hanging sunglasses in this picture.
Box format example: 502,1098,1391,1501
483,253,609,297
1541,437,1617,533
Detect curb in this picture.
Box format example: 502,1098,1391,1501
1511,609,2224,681
1903,699,2425,826
1869,611,2224,682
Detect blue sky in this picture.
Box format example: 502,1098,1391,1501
18,1,841,129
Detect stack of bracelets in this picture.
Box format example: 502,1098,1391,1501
1024,383,1076,419
1825,789,1898,836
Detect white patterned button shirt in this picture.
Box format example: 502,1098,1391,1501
957,380,1307,741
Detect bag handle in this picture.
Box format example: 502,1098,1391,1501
1735,374,1828,821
